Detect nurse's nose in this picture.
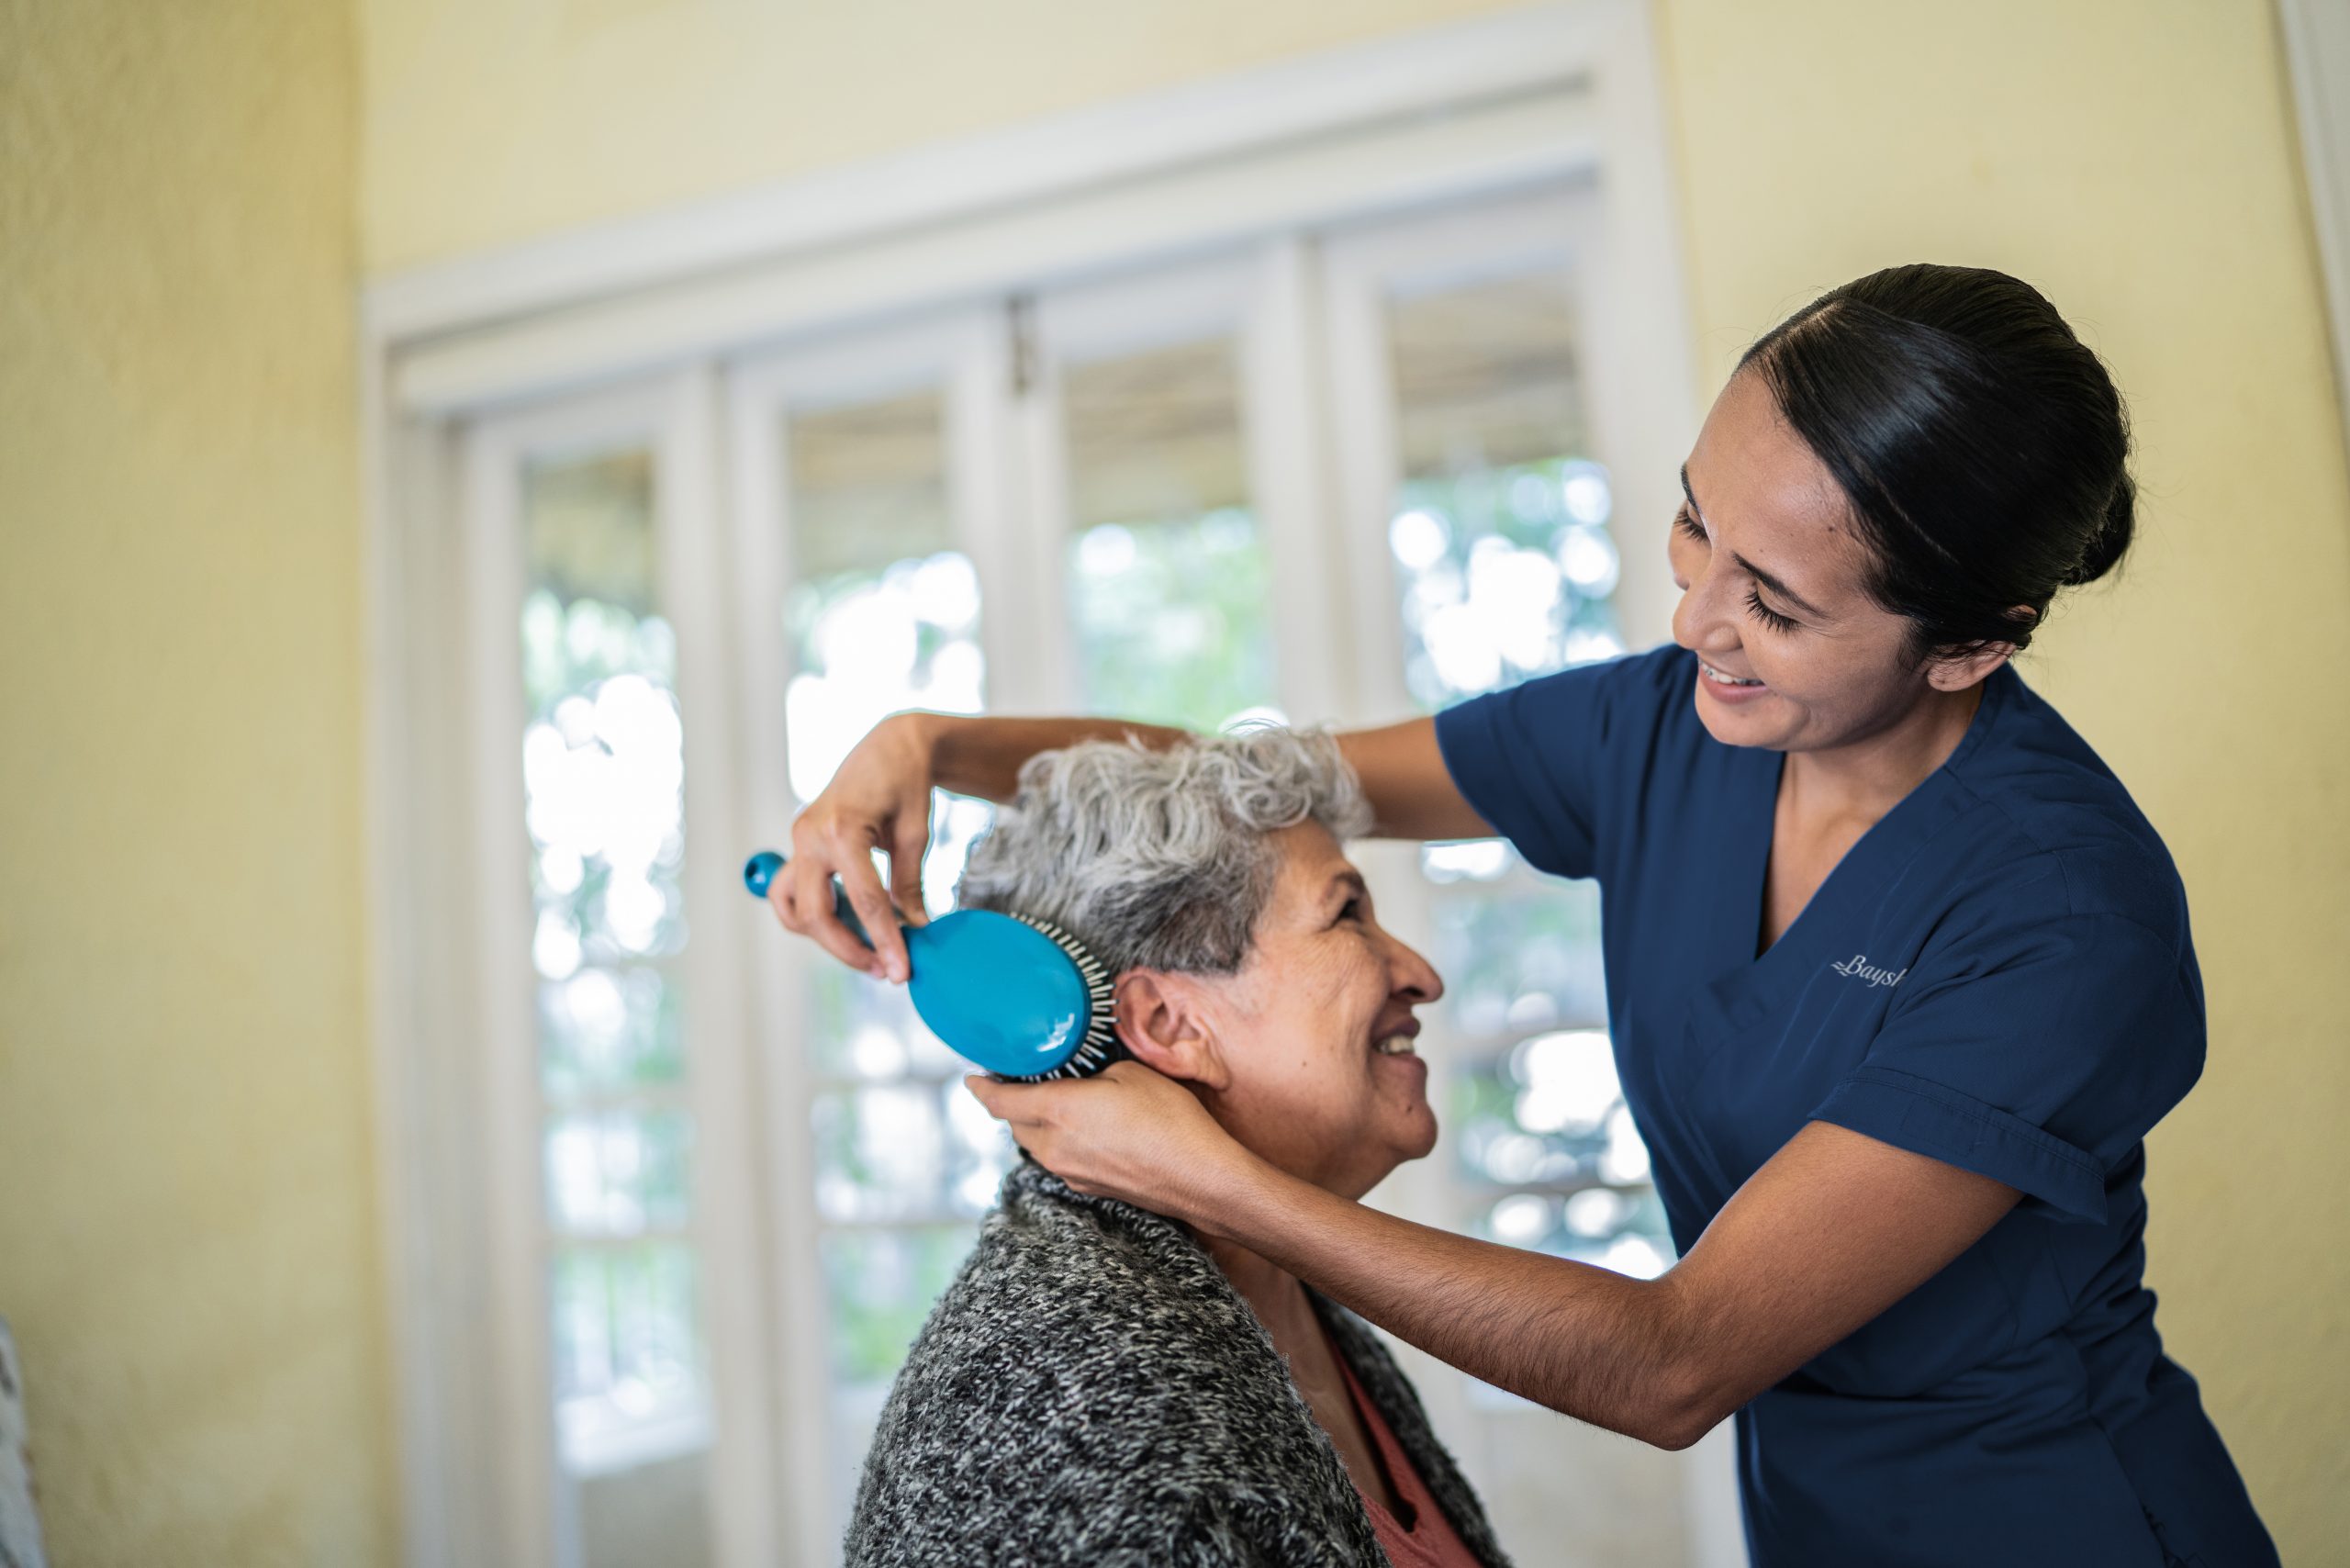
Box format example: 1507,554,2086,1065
1669,527,1745,654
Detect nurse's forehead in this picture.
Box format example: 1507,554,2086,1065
1684,378,1857,613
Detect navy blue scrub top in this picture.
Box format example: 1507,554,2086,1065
1433,641,2277,1568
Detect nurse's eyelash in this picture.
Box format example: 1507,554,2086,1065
1744,588,1800,634
1674,505,1801,633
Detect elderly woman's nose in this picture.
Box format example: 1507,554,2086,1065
1384,931,1444,1003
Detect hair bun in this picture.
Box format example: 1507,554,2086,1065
2067,472,2136,588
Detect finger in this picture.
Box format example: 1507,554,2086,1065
767,869,876,977
791,851,888,979
834,834,910,982
890,815,931,929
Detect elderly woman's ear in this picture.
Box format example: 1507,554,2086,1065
1111,970,1233,1091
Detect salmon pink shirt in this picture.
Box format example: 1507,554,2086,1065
1331,1334,1486,1568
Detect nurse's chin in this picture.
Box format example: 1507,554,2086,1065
1690,693,1794,746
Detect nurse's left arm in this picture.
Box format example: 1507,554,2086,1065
970,1064,2020,1450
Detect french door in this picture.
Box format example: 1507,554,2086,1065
456,174,1720,1568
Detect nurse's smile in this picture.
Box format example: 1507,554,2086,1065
1695,657,1772,700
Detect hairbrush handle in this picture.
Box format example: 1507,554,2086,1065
741,848,879,948
742,846,1120,1081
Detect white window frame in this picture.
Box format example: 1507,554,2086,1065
360,6,1714,1565
2280,0,2350,469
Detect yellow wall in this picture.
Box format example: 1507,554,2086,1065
0,3,394,1566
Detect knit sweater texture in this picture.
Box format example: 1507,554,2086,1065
845,1158,1516,1568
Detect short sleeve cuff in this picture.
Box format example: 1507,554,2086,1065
1810,1064,2109,1223
1431,691,1585,879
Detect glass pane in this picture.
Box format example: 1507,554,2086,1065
520,447,711,1524
547,1106,695,1237
806,955,964,1081
520,454,688,975
1384,273,1627,711
541,967,684,1100
820,1226,979,1527
552,1241,708,1468
1061,337,1279,731
811,1081,1014,1224
779,384,994,1059
1428,879,1606,1041
780,386,993,922
782,389,982,804
1451,1026,1671,1279
1379,268,1667,1294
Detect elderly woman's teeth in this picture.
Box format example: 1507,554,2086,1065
1375,1036,1417,1056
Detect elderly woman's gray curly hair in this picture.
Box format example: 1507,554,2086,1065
952,726,1373,977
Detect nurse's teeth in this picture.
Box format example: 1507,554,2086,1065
1701,660,1763,687
1374,1036,1418,1056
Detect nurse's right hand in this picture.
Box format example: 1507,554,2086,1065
769,711,937,983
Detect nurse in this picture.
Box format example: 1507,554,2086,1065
774,263,2277,1565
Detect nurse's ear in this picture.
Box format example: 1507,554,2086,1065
1111,969,1232,1091
1925,605,2035,691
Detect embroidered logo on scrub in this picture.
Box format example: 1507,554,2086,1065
1829,953,1908,988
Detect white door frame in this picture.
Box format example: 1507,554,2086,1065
458,372,787,1568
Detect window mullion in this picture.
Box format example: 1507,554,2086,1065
657,363,785,1568
1244,235,1352,728
1316,244,1416,722
718,353,839,1568
459,418,565,1568
955,303,1064,715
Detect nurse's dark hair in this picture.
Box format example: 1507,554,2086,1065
1736,263,2134,666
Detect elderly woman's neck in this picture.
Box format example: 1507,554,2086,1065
1194,1228,1315,1337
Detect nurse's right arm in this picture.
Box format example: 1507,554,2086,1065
772,711,1496,980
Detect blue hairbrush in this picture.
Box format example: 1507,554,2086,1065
743,849,1122,1081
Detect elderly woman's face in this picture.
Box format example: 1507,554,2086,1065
1166,821,1444,1199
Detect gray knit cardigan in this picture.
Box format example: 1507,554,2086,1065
844,1158,1517,1568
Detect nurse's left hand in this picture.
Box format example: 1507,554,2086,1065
965,1060,1259,1225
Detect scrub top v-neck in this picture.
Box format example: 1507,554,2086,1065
1433,641,2277,1568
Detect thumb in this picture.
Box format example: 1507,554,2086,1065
964,1073,1042,1122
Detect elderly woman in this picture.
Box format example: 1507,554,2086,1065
844,728,1511,1568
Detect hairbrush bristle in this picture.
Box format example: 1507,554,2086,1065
1007,913,1123,1082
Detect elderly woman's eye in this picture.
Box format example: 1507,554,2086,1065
1337,898,1366,924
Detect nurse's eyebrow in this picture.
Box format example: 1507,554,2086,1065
1681,465,1832,621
